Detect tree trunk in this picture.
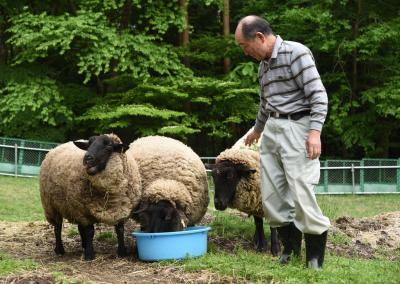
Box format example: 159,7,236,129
351,0,361,113
0,7,7,64
179,0,190,66
120,0,132,30
68,0,77,16
223,0,230,73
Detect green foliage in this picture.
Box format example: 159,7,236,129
79,76,258,143
0,65,73,141
7,10,190,84
362,76,400,119
227,62,259,86
1,0,399,157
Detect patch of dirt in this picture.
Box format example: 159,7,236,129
329,211,400,260
0,214,245,284
1,211,399,283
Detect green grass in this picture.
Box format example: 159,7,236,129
178,248,400,284
0,176,43,221
317,194,400,219
181,193,400,283
0,253,37,277
52,271,91,284
96,231,117,244
1,175,400,283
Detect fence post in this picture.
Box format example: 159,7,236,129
360,160,364,192
351,163,355,194
324,160,328,193
397,158,400,193
14,144,18,177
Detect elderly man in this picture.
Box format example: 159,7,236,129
235,15,330,269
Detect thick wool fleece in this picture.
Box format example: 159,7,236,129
40,135,142,226
127,136,209,226
216,148,264,218
232,127,261,151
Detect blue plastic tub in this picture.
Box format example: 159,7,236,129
132,226,211,261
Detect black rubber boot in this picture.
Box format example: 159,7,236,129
276,223,302,264
290,223,302,257
305,230,328,269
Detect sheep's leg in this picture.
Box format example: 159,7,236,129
270,227,280,257
81,224,95,260
78,225,87,249
253,216,267,252
115,222,129,257
54,222,65,255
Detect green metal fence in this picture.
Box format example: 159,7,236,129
204,158,400,194
316,159,400,194
0,137,399,194
0,137,58,177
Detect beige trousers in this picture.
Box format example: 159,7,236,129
260,116,330,234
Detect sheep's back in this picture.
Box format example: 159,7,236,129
127,136,209,225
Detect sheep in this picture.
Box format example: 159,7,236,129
210,147,280,256
126,136,209,233
39,134,142,260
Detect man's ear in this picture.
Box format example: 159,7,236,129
73,140,89,150
234,163,256,177
255,32,265,42
113,143,129,153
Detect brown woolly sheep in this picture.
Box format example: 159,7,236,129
39,134,141,260
211,148,280,256
126,136,209,233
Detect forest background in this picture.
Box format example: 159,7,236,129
0,0,399,158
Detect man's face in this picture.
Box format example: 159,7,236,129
235,28,266,61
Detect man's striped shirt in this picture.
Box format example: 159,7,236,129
254,35,328,133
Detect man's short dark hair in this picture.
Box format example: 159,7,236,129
240,16,273,39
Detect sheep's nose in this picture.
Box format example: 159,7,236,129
214,199,222,210
83,153,94,165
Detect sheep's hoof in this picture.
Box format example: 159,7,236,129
54,246,65,255
279,254,290,265
256,245,268,252
84,252,95,261
271,245,280,257
117,247,130,258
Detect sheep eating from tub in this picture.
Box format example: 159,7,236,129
127,136,209,233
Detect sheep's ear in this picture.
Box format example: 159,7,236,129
113,143,129,153
133,202,149,215
234,163,256,177
73,139,89,150
204,163,215,170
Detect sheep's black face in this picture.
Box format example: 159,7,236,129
134,200,183,233
212,160,256,211
73,135,129,175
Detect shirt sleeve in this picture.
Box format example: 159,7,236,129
290,46,328,132
253,62,269,134
254,97,269,133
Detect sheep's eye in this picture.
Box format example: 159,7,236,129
226,172,234,179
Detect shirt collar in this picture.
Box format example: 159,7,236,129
270,35,283,59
